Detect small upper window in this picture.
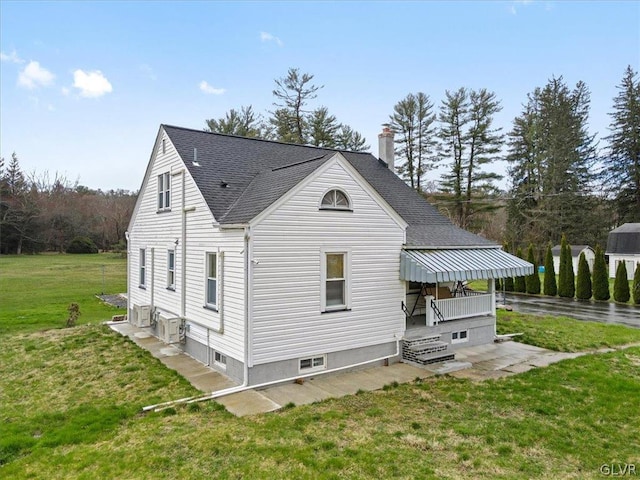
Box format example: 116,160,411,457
321,189,350,210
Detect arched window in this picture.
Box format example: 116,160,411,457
320,189,351,210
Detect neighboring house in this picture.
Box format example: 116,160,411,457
606,223,640,280
126,125,532,387
551,245,595,274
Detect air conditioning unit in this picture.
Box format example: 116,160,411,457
131,305,151,327
157,316,180,344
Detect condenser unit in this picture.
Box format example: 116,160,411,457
157,316,180,344
131,305,151,327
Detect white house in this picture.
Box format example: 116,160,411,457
551,245,595,274
126,125,532,387
606,223,640,280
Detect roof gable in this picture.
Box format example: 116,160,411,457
161,125,495,247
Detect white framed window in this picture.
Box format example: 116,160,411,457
157,172,171,211
320,189,351,210
451,330,469,344
299,355,326,373
321,251,350,312
167,250,175,290
139,248,146,287
205,252,217,308
214,351,227,367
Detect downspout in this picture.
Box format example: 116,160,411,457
242,226,251,387
125,231,131,318
150,247,155,314
143,336,401,412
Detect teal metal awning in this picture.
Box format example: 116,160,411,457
400,248,534,283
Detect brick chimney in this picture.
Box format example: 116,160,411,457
378,126,394,172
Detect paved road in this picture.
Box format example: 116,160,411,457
498,293,640,329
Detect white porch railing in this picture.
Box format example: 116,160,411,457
426,293,493,325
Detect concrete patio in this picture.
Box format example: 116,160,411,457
107,320,594,417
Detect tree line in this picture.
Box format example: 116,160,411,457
205,68,368,151
208,66,639,253
498,236,640,305
0,153,136,254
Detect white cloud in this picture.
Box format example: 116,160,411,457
61,87,70,96
18,61,55,89
260,31,283,47
199,80,225,95
1,49,24,64
72,69,113,98
510,0,534,15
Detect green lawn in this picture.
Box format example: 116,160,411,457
1,254,640,478
0,253,126,334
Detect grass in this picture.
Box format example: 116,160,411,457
1,325,638,478
0,253,127,334
1,254,640,478
497,310,640,352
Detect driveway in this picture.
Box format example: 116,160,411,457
500,293,640,329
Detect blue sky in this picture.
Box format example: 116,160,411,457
1,1,638,191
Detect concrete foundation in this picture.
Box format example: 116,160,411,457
247,341,399,386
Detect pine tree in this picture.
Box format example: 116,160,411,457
308,107,340,148
504,276,514,292
565,242,576,298
438,87,503,229
543,243,557,296
614,261,630,303
558,235,576,298
502,242,514,291
505,77,601,247
525,244,541,294
271,68,322,144
603,66,640,223
389,92,437,191
592,244,610,301
205,105,264,137
514,247,527,293
576,252,592,300
335,125,369,152
633,263,640,305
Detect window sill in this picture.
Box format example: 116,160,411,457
139,285,146,290
156,208,172,214
319,207,353,212
167,287,176,291
203,304,219,312
321,308,351,314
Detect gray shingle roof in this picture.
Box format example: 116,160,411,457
606,223,640,254
551,245,593,257
163,125,495,248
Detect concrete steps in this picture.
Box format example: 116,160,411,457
402,334,455,365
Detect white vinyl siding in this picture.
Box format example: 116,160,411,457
139,248,146,287
128,130,245,362
250,158,406,365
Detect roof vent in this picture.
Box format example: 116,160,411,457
192,147,200,166
220,181,228,188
